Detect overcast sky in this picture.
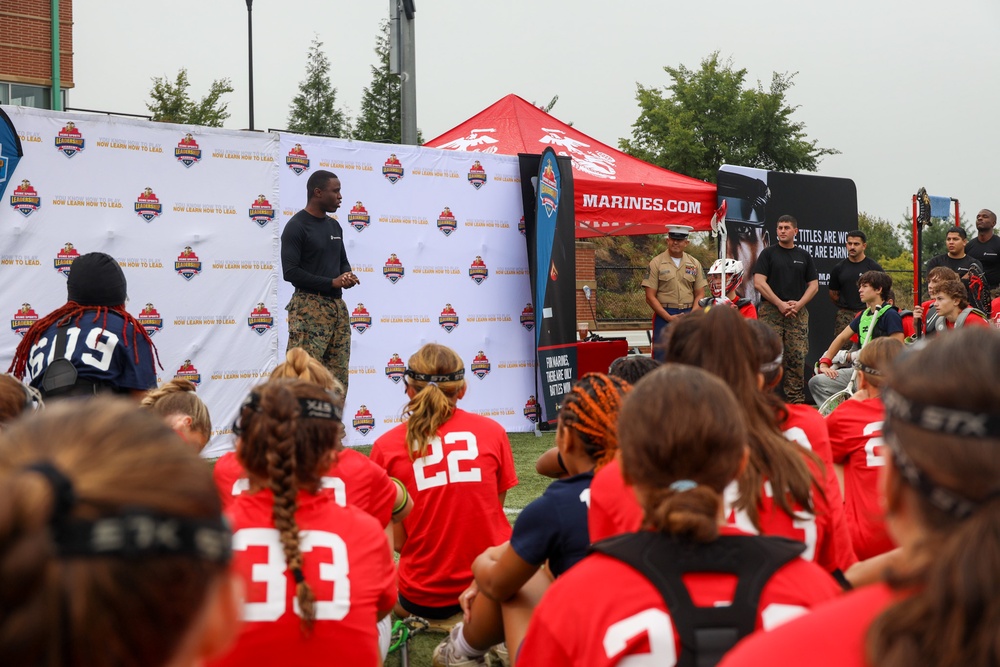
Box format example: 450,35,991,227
72,0,999,228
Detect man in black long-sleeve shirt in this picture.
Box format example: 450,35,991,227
281,170,359,392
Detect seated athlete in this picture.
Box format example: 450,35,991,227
930,279,990,330
434,373,630,666
0,397,240,667
811,270,904,407
141,378,212,452
8,252,159,398
209,380,396,667
912,266,960,336
519,365,841,666
720,328,1000,667
590,308,857,580
698,258,757,318
826,337,904,560
370,343,518,621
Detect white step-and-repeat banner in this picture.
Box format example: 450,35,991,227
0,107,538,455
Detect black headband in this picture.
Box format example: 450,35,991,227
22,462,231,563
883,387,1000,438
232,393,343,436
403,368,465,384
852,359,881,376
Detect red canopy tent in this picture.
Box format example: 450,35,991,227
425,94,716,237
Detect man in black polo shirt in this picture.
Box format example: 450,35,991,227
827,230,883,340
281,170,360,392
966,209,1000,290
925,226,990,320
753,215,819,404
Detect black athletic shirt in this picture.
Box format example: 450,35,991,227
280,210,352,298
754,245,819,302
966,235,1000,289
828,256,883,311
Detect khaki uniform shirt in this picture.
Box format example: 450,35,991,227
641,251,707,308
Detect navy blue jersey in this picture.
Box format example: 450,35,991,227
25,310,156,393
510,471,593,577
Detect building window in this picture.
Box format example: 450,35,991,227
0,83,67,109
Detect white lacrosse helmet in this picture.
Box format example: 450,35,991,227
708,258,745,297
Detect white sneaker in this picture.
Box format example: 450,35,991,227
432,624,487,667
488,642,510,667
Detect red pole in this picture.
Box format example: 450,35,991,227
912,195,919,306
954,199,961,227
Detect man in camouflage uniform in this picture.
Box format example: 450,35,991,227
642,225,707,361
753,215,819,404
281,170,359,392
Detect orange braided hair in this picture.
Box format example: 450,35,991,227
558,372,631,471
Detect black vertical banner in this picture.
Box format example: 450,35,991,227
519,149,577,425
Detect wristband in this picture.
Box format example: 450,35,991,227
819,357,833,367
391,478,409,515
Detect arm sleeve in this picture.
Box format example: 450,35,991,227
880,309,904,335
338,230,352,275
509,494,557,567
753,248,772,276
828,265,842,291
805,253,819,282
849,312,863,334
280,221,332,292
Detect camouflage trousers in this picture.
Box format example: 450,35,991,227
758,301,810,404
834,307,856,348
286,293,350,394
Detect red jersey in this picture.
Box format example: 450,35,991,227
209,490,396,667
592,409,858,573
943,310,990,328
589,456,642,542
370,408,517,608
826,397,893,559
739,300,758,319
213,449,397,527
718,583,896,667
519,527,841,667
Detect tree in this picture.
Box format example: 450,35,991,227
354,21,421,143
146,69,233,127
620,52,839,183
287,36,350,137
858,212,905,263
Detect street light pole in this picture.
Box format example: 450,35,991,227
246,0,255,130
399,0,417,145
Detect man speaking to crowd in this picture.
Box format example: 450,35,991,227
281,170,360,393
642,225,707,361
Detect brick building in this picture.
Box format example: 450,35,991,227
0,0,73,109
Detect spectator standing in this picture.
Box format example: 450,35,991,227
753,215,819,404
965,208,1000,289
925,226,990,319
641,225,707,361
828,230,883,340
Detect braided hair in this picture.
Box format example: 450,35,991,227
557,373,631,472
235,379,344,632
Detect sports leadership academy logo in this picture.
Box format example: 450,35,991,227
10,303,39,337
383,254,404,284
352,405,375,436
134,187,162,222
54,122,85,158
247,303,274,336
471,351,491,379
174,359,201,386
437,207,457,236
53,242,80,276
439,304,459,333
539,163,559,216
248,194,275,228
175,246,202,281
350,303,372,333
382,154,404,184
520,303,535,332
469,256,489,285
518,216,526,236
286,143,310,175
137,303,164,337
524,396,539,423
348,201,370,232
467,160,487,190
10,180,41,217
384,353,405,384
174,133,202,168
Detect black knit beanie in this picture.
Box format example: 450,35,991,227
66,252,128,306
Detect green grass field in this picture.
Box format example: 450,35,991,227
357,430,557,666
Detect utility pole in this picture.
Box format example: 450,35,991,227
246,0,255,130
390,0,417,144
